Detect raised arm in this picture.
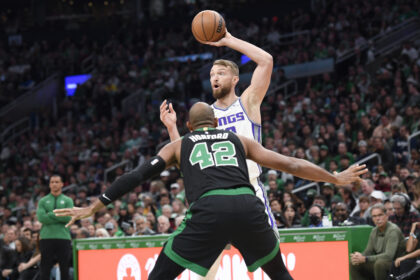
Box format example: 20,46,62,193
202,31,273,122
160,100,181,141
239,135,367,186
54,140,181,226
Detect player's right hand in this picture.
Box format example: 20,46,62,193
195,30,232,47
160,99,177,128
54,207,95,228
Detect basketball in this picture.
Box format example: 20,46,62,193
191,10,226,43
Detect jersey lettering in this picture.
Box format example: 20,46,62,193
218,112,245,127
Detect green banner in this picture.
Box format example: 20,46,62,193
74,225,372,251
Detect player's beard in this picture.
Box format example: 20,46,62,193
212,83,231,100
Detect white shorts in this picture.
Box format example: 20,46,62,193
250,177,279,239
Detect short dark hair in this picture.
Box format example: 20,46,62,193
358,195,369,203
17,236,33,253
50,174,63,182
313,195,326,202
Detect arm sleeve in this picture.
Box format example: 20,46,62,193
367,230,400,262
36,200,55,225
99,156,166,205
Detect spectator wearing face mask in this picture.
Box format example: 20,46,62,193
301,195,331,227
308,205,324,228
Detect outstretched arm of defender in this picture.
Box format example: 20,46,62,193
240,136,368,186
160,100,181,141
54,142,179,226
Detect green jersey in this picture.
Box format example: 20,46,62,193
36,193,74,240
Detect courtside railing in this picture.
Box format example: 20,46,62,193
337,17,420,64
104,160,133,184
353,153,382,167
267,79,298,100
63,184,79,193
0,74,59,122
1,117,30,144
292,153,383,196
121,88,146,117
292,182,320,196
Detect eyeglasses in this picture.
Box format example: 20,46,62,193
372,213,385,218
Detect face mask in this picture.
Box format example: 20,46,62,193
309,214,321,225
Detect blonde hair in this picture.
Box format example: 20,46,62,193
213,59,239,76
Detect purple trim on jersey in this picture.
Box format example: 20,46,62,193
238,97,262,128
258,178,276,229
251,123,257,142
211,99,239,111
251,123,263,174
239,98,262,173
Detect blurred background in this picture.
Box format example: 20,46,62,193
0,0,419,279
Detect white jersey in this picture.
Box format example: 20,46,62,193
211,97,278,238
211,97,262,180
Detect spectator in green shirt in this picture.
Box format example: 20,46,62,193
36,175,74,280
350,203,405,280
266,170,285,191
334,142,354,169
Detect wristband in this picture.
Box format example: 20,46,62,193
410,232,417,239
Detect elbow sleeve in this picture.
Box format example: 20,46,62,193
99,156,166,205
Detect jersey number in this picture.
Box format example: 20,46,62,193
226,126,237,133
189,141,238,170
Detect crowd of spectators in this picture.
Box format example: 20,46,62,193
1,0,420,279
1,0,419,108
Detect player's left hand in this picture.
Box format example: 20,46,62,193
160,100,177,129
333,164,368,186
54,207,95,228
196,30,232,47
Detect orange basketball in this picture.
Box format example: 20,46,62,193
191,10,226,42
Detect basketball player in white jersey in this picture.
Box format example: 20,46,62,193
160,30,278,279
